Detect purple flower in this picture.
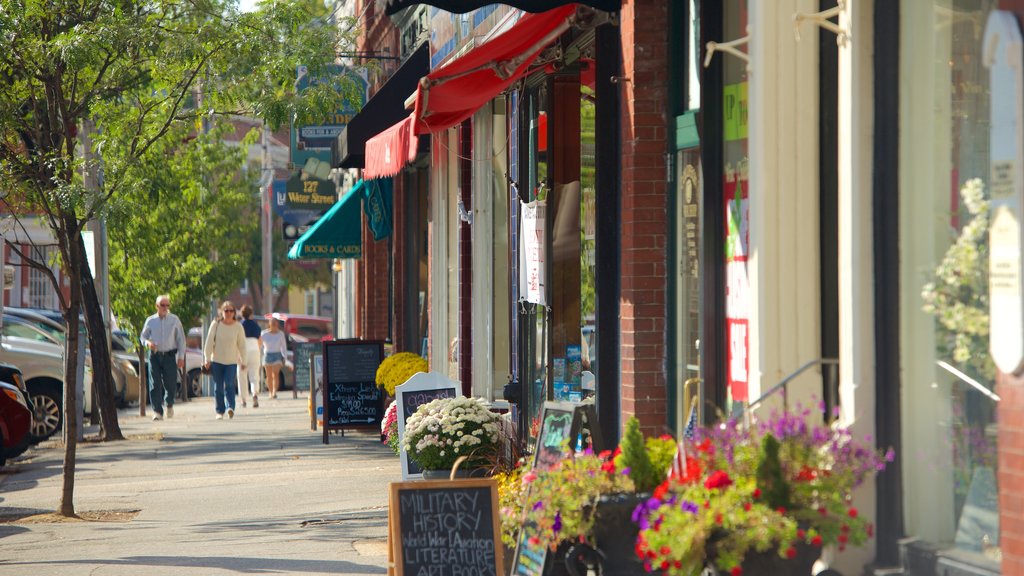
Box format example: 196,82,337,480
681,500,699,514
533,501,544,511
621,467,632,475
552,512,562,534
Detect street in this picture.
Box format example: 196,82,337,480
0,395,398,575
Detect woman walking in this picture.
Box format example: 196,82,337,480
261,316,288,399
237,305,262,408
204,301,247,419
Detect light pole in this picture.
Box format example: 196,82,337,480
261,122,273,315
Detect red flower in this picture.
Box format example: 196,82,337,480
659,434,674,441
715,513,723,524
660,545,672,555
818,506,827,515
776,507,787,515
811,535,823,546
796,466,817,481
848,507,859,518
838,534,849,544
598,449,612,460
753,488,762,499
743,502,752,511
841,524,850,533
697,439,713,453
660,560,670,570
730,567,743,576
704,470,734,490
653,481,671,501
601,461,616,473
797,529,806,540
867,523,875,537
786,547,797,559
674,561,682,569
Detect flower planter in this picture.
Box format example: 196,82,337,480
560,493,648,576
706,539,820,576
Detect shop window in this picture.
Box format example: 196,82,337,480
722,0,750,408
899,0,1000,564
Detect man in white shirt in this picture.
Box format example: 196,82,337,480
139,294,186,421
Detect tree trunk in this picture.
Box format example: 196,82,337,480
58,260,81,518
77,232,124,441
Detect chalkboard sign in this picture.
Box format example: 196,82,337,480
532,401,604,471
322,340,385,444
511,524,547,576
292,342,321,392
395,372,460,480
389,479,504,576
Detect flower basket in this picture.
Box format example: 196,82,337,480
403,396,504,473
375,352,427,396
632,404,894,575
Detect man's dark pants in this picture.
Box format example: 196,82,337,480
148,351,178,415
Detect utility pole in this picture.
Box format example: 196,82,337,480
261,122,273,315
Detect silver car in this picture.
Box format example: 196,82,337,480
0,334,92,442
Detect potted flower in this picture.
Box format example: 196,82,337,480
402,396,504,479
375,351,428,397
634,404,895,575
381,399,400,455
515,417,675,574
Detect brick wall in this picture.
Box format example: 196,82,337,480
359,217,390,341
998,370,1024,576
618,0,670,437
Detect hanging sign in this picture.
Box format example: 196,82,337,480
520,200,546,305
984,11,1024,375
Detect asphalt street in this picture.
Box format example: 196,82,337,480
0,393,399,576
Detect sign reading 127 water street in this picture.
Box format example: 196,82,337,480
984,11,1024,376
290,64,367,169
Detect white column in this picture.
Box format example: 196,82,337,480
748,0,822,407
835,0,877,570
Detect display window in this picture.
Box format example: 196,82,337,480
899,0,1000,565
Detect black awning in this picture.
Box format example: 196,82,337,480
384,0,620,16
335,43,430,169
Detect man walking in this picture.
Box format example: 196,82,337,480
140,294,186,420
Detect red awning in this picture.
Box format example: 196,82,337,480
364,113,418,180
412,5,579,135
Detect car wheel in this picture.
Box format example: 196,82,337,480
27,382,62,442
187,369,203,398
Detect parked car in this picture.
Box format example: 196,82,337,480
0,380,32,468
4,312,137,408
265,313,332,342
0,362,30,463
0,334,92,442
184,327,205,398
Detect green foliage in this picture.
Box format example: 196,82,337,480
633,406,893,574
756,434,792,511
616,417,655,491
520,451,634,551
107,122,257,336
0,0,358,333
921,178,993,381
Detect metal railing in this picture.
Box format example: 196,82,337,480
746,358,839,414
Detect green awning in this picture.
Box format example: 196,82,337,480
287,180,363,260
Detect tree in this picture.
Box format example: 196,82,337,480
108,121,260,338
0,0,359,517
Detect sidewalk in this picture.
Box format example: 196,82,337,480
0,394,400,576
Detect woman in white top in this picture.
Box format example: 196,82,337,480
204,300,247,419
260,316,288,399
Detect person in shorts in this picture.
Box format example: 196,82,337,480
260,316,288,399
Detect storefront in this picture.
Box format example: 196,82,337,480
894,1,1006,573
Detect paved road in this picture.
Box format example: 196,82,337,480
0,394,399,575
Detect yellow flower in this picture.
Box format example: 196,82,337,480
375,352,428,396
